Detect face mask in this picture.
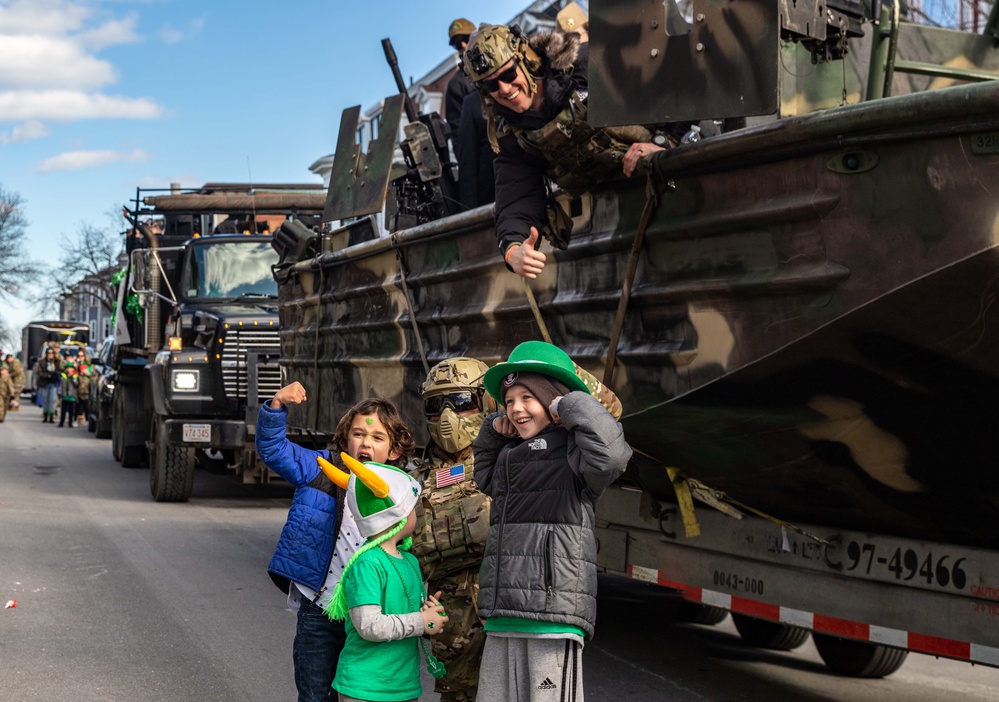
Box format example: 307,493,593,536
428,407,485,455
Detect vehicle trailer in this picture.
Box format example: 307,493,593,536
112,183,326,501
274,0,999,677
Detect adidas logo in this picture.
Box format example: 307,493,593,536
537,677,557,690
528,437,548,450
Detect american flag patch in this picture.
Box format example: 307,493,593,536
435,464,465,488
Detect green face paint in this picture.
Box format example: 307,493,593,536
365,417,374,425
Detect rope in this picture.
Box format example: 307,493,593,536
603,176,659,387
397,247,430,375
522,278,553,344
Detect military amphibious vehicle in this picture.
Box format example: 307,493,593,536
275,0,999,676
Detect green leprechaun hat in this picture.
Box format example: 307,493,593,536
483,340,590,404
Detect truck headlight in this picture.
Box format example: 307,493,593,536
172,369,200,392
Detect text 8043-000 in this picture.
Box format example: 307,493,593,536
713,571,765,595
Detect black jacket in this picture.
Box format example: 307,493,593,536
445,67,475,135
491,36,588,258
454,92,496,211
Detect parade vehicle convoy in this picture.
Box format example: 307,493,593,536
271,0,999,678
20,320,91,398
110,183,326,501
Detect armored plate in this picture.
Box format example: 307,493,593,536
588,0,779,126
323,94,405,222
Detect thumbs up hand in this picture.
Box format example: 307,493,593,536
507,227,547,279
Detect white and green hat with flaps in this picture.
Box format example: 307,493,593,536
317,452,421,538
484,340,590,404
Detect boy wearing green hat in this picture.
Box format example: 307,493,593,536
319,453,448,702
473,340,633,702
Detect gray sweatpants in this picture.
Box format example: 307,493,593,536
477,634,584,702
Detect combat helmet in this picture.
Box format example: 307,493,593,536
463,24,544,153
420,357,495,455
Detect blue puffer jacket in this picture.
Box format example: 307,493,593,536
256,401,343,594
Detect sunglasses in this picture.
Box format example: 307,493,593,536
478,59,520,94
424,391,481,418
449,34,469,50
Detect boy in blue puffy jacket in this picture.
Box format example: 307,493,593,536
256,381,416,702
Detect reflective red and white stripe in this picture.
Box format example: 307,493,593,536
628,564,999,667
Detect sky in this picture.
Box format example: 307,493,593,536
0,0,533,336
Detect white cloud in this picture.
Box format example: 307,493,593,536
36,147,151,173
0,1,168,127
160,18,204,45
78,14,141,51
0,120,50,144
0,35,117,90
0,0,92,35
0,90,164,123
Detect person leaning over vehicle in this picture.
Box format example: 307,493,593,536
463,23,688,279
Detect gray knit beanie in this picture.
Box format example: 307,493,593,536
500,371,570,416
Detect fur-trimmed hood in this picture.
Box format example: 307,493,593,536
529,30,580,74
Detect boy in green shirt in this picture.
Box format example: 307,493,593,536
320,453,448,702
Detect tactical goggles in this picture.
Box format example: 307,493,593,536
477,58,520,93
424,391,480,417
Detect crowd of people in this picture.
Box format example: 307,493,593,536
0,345,93,428
258,340,631,702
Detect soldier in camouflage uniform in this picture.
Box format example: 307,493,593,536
410,357,494,702
410,357,622,701
4,354,24,411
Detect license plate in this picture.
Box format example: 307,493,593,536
182,423,211,443
970,132,999,154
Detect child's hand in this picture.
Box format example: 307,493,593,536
421,592,448,635
549,396,563,425
271,381,307,409
493,415,519,437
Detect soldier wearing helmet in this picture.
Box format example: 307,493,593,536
463,23,688,279
445,18,477,134
410,357,494,702
410,356,621,700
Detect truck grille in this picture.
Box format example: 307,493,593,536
220,327,282,400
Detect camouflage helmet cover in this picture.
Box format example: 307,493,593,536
421,357,495,455
462,23,542,84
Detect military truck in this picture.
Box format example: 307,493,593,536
274,0,999,677
112,183,325,501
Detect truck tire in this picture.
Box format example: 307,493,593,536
675,602,728,626
95,400,111,439
111,392,124,462
149,417,195,503
731,613,810,651
117,384,147,468
812,632,909,678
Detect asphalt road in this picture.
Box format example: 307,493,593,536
1,408,997,701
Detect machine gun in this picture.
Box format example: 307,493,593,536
382,38,462,231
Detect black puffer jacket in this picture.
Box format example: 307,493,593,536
473,391,632,638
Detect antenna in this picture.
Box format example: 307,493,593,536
247,156,257,230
